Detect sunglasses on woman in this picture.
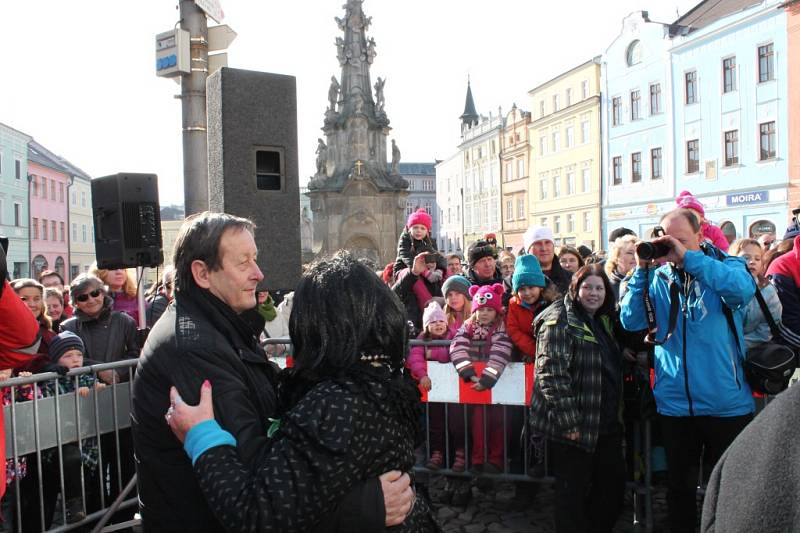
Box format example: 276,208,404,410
75,289,103,303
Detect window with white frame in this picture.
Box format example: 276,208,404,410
758,43,774,83
631,90,641,120
631,152,642,182
583,211,592,232
723,57,737,93
539,177,548,200
651,148,663,179
539,100,545,117
517,158,525,178
566,126,574,148
581,80,589,100
14,203,21,227
517,197,525,219
612,97,622,126
541,217,548,227
566,171,575,195
565,88,572,107
760,121,776,160
581,119,590,144
553,94,560,112
554,216,561,234
552,175,561,198
539,136,547,156
14,158,21,180
552,130,560,152
567,214,575,233
649,83,662,114
72,223,77,241
581,167,590,192
82,224,87,242
505,161,513,181
505,200,514,222
612,156,622,185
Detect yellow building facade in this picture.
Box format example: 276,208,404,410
528,58,602,250
500,105,532,252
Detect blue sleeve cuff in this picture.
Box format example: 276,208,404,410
183,419,237,466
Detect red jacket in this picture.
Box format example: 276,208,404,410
506,296,538,359
0,280,40,498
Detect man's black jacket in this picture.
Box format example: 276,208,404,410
131,288,384,532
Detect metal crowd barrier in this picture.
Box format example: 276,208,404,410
0,359,139,533
8,337,782,533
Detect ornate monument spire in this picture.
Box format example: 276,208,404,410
306,0,409,268
308,0,407,192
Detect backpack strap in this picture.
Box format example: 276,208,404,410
752,286,782,340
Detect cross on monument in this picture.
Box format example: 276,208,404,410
354,160,364,176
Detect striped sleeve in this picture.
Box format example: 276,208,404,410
478,327,514,389
449,328,476,382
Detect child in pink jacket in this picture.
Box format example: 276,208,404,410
407,301,465,471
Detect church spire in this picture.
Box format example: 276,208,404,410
460,78,479,127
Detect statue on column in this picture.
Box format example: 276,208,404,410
327,76,340,112
366,38,377,64
374,77,385,113
391,139,401,175
315,138,328,176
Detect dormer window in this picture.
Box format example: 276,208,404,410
626,40,642,67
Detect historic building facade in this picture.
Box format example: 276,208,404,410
400,162,438,240
602,12,672,244
529,58,602,250
58,158,95,279
603,2,790,244
28,140,70,281
458,82,504,248
500,105,531,251
669,0,789,242
0,122,31,279
435,151,464,254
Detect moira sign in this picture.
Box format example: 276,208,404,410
726,190,768,206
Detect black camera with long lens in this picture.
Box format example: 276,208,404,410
636,241,671,261
636,226,670,260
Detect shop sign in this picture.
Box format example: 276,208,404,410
726,190,768,206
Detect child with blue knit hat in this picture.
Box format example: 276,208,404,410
42,331,105,523
506,254,560,476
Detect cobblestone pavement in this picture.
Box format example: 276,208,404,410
423,475,672,533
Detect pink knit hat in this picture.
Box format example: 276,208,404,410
422,301,446,328
676,190,705,217
468,283,504,315
407,208,432,231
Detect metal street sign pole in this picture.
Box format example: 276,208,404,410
179,0,210,216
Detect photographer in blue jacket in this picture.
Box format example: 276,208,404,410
620,208,755,533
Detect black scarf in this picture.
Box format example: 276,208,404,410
187,285,266,354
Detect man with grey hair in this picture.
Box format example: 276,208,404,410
131,211,413,532
620,208,755,533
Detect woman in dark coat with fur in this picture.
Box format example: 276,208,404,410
167,252,440,533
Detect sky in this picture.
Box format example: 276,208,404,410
1,0,700,206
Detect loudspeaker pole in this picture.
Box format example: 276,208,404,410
179,0,209,215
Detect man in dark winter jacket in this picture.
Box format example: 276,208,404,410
523,225,573,294
132,212,412,532
701,382,800,533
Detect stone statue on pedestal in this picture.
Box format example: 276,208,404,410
315,139,328,175
328,76,340,111
391,139,401,175
374,77,385,112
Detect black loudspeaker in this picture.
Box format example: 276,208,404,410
92,173,163,269
207,67,301,293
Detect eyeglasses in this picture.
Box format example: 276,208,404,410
75,289,102,303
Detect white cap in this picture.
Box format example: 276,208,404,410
523,226,555,252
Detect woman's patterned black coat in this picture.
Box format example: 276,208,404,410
194,366,441,533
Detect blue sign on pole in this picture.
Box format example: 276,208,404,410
726,190,769,206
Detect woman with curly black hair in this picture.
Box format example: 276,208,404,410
167,251,440,533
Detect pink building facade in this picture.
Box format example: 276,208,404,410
28,141,70,282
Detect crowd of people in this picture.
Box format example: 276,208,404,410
0,187,798,532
